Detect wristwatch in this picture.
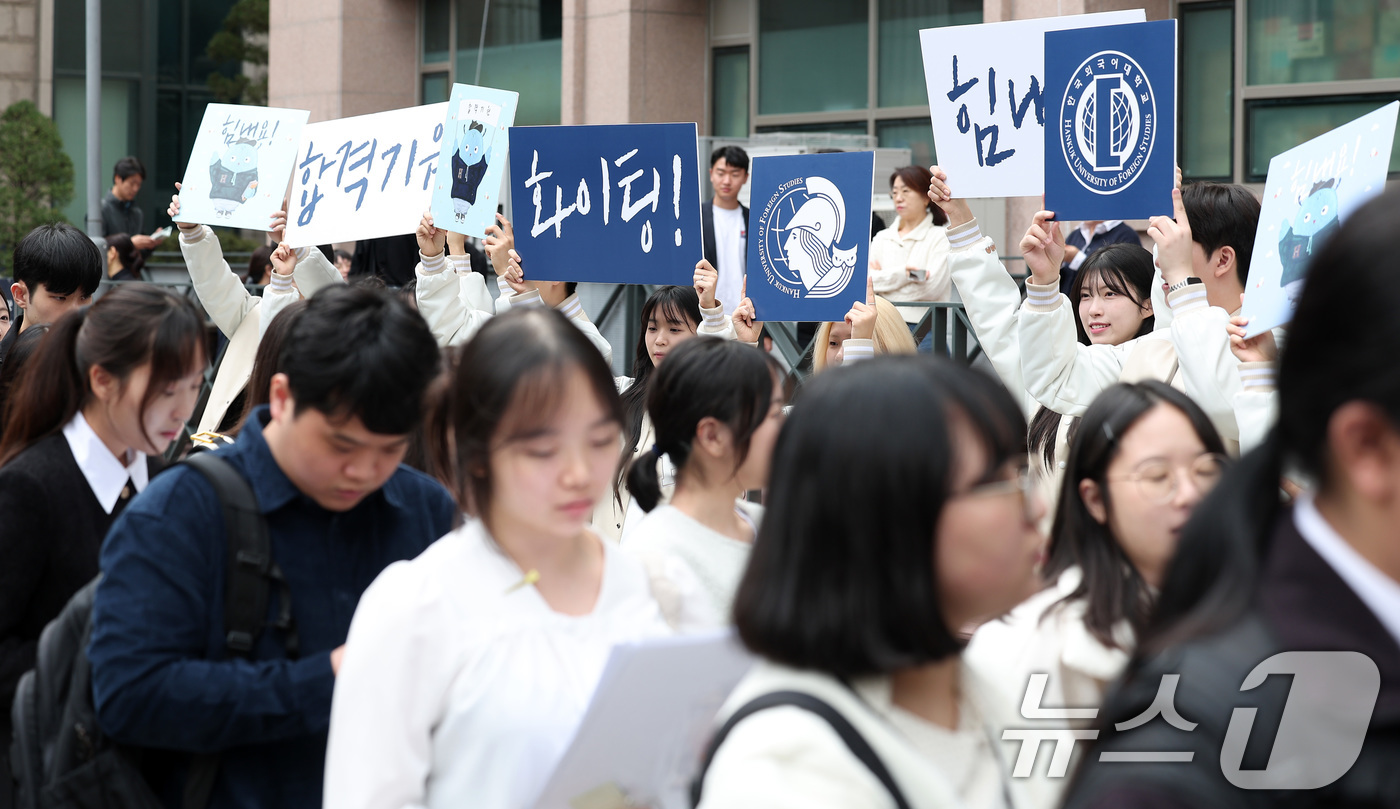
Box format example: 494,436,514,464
1167,276,1203,294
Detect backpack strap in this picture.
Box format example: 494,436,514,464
180,452,299,809
690,690,912,809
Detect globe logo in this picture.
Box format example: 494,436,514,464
755,176,859,300
1058,50,1156,195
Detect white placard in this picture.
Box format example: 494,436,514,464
172,104,309,231
284,102,449,247
921,10,1145,198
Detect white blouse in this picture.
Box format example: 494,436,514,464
322,520,672,809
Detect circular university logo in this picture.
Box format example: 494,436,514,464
755,176,858,300
1058,50,1156,195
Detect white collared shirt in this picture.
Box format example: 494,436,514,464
1294,493,1400,648
62,411,149,514
1068,220,1125,270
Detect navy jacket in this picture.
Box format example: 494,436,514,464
1059,221,1141,295
88,407,457,809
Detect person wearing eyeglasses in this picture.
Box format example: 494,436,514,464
965,380,1226,808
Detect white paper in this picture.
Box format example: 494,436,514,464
921,10,1145,198
283,102,449,247
532,632,754,809
172,104,308,231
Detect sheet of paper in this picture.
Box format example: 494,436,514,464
532,632,754,809
430,84,519,238
283,102,448,247
920,10,1144,199
172,104,308,231
1241,102,1397,337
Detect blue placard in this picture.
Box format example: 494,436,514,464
1043,20,1177,220
508,123,701,285
746,152,874,323
430,84,519,239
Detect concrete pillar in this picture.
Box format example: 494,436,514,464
562,0,708,128
0,0,40,111
268,0,418,123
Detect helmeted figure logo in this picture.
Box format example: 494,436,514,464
1058,50,1156,195
756,176,859,300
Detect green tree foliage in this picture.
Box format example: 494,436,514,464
207,0,269,106
0,100,73,272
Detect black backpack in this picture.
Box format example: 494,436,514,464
9,453,299,809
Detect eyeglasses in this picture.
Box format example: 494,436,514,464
951,466,1038,524
1109,453,1227,504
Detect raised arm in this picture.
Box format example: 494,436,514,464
171,185,257,338
413,211,494,346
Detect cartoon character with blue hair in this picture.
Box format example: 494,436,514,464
208,138,260,218
451,121,493,221
779,177,859,299
1278,177,1340,290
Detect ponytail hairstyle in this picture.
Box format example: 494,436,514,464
1028,243,1157,469
232,298,309,435
1136,187,1400,660
104,232,147,278
1041,381,1225,650
617,285,702,496
0,284,206,466
625,337,781,512
404,344,460,496
452,307,624,522
0,323,51,436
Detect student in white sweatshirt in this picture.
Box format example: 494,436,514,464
323,307,671,809
621,336,786,629
965,381,1227,807
694,355,1045,809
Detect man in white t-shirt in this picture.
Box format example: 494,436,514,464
701,146,749,315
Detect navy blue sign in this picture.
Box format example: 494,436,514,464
1044,20,1176,220
746,151,874,323
508,123,701,285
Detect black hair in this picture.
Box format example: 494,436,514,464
709,145,750,172
0,284,206,465
733,355,1027,678
247,245,273,285
333,249,352,264
1181,182,1261,287
451,308,624,521
278,285,440,436
1028,243,1157,468
1135,186,1400,660
12,223,102,297
0,323,51,436
233,299,308,435
104,233,147,279
1041,381,1226,650
889,165,948,227
113,156,146,182
617,285,703,496
625,337,781,512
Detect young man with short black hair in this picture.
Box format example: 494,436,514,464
0,222,103,369
102,156,161,252
88,285,457,809
702,145,750,316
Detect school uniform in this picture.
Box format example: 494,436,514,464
322,519,671,809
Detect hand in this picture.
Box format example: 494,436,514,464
269,241,297,276
416,211,446,258
1227,296,1278,363
845,276,877,341
1019,211,1065,285
926,166,974,228
169,183,200,233
330,645,346,675
504,249,529,295
446,228,467,256
732,279,762,343
1147,188,1193,286
1175,164,1183,191
484,213,515,275
694,259,718,309
269,209,288,243
130,234,158,251
248,180,259,190
534,280,568,308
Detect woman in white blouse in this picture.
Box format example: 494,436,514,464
323,307,671,809
868,165,952,332
621,336,785,630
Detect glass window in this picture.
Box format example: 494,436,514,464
1181,2,1234,180
424,0,450,64
189,0,239,85
759,0,868,115
713,47,750,138
877,117,935,167
878,0,980,108
455,0,562,125
756,121,870,135
1246,95,1400,180
422,71,450,104
54,78,139,226
1248,0,1400,84
53,0,150,74
155,90,184,201
158,0,183,83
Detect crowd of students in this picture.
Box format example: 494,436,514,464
0,143,1394,809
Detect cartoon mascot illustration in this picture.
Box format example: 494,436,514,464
208,138,260,218
1278,177,1341,289
779,177,859,299
451,121,492,220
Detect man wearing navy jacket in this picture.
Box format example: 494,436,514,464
1059,219,1142,294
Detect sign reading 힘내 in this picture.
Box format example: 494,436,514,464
172,104,309,231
